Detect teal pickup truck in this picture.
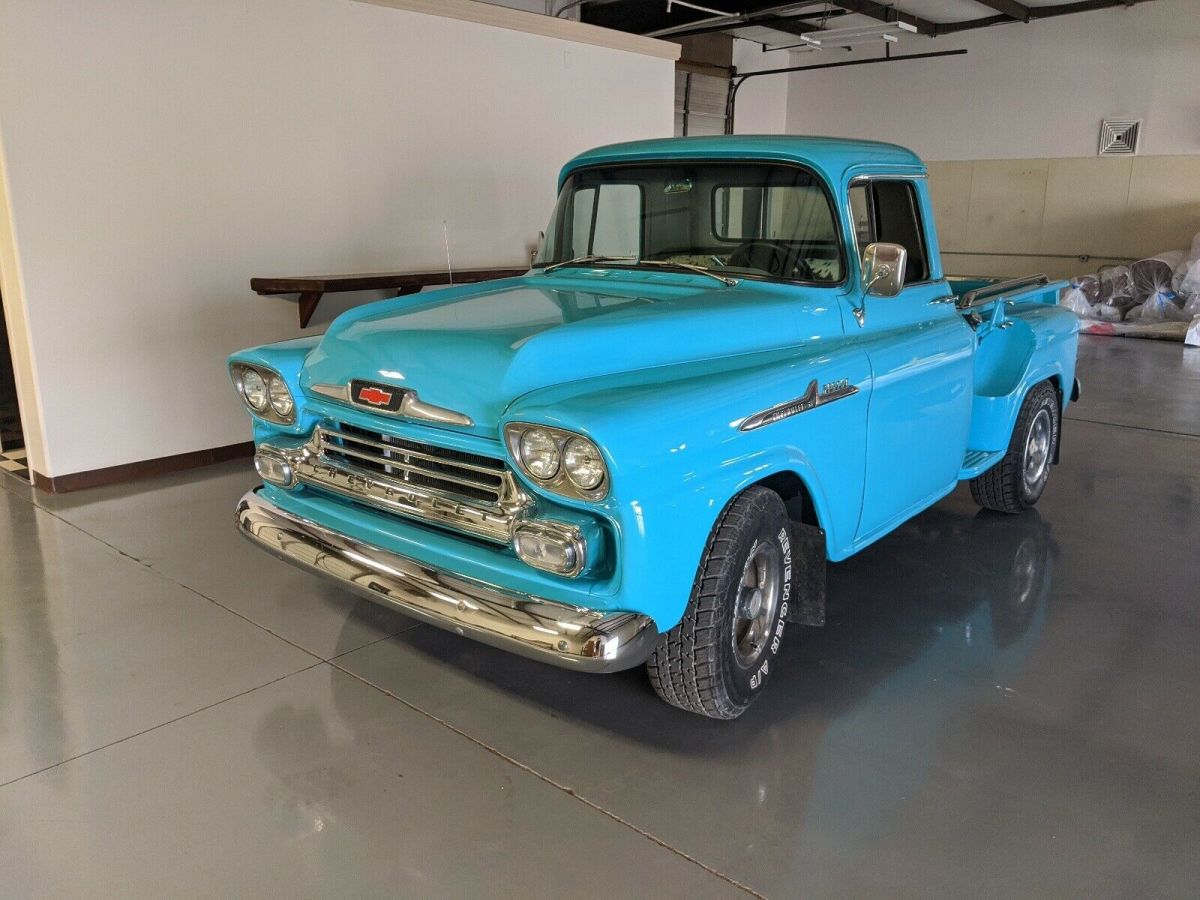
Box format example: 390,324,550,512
231,136,1079,719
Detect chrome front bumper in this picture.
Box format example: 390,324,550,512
235,489,658,673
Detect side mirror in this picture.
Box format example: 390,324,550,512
861,242,907,297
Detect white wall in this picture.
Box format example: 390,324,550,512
785,0,1200,160
732,40,790,135
0,0,675,479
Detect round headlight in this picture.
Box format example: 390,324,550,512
563,436,605,490
241,369,268,410
519,428,560,479
267,376,294,417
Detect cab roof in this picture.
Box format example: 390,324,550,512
560,135,925,187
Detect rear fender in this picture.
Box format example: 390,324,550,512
967,305,1079,453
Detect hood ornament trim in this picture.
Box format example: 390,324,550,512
310,382,474,427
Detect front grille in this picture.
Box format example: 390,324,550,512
318,423,508,506
280,422,525,545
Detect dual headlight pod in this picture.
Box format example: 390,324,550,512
504,423,608,500
231,363,295,425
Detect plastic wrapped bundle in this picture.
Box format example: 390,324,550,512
1174,232,1200,299
1059,280,1099,318
1127,252,1190,321
1077,274,1100,304
1127,289,1192,322
1097,265,1136,320
1132,252,1184,303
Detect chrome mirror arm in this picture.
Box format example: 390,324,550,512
853,264,893,327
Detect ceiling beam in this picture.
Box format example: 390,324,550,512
934,0,1155,35
829,1,937,37
972,0,1030,20
746,14,826,38
641,2,837,40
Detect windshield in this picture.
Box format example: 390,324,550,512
533,162,844,284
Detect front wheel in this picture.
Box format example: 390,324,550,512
646,487,791,719
970,380,1060,513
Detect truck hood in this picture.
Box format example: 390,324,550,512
300,273,817,433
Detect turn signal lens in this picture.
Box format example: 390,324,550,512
241,369,268,411
563,436,605,490
519,428,561,479
513,522,584,576
254,451,295,488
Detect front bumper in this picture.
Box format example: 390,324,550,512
235,488,658,673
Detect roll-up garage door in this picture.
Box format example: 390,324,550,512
674,69,732,137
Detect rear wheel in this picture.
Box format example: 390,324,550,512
970,380,1060,513
646,487,791,719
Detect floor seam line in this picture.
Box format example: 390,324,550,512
1065,415,1200,439
326,623,425,662
0,662,325,791
328,660,764,898
9,480,422,666
19,501,330,664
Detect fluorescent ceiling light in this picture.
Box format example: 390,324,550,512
799,21,917,47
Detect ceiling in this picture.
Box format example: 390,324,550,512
576,0,1157,48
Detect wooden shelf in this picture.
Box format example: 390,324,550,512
251,267,528,327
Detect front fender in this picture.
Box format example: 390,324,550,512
228,336,323,440
504,344,870,629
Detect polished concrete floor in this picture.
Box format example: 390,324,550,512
1,335,1198,897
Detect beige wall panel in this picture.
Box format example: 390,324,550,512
942,254,1083,281
965,159,1049,256
925,161,973,253
1124,156,1200,258
1042,157,1133,257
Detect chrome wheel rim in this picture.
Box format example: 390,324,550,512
733,541,782,668
1022,408,1052,495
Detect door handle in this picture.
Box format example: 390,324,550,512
927,295,957,305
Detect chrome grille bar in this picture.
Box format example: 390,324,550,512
318,427,507,478
319,424,506,505
320,440,504,495
276,422,529,545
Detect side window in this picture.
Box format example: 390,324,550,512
848,179,930,284
567,183,641,258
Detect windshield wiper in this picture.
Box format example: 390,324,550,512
540,255,739,286
629,259,740,287
540,255,637,274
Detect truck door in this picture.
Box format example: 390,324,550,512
842,176,975,543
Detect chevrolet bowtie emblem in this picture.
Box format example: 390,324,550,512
350,380,405,412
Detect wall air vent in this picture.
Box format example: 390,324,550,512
1098,118,1141,156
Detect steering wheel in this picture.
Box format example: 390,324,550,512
727,240,816,281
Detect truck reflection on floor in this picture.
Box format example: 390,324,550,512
246,501,1057,888
792,505,1057,888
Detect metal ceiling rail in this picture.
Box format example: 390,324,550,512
579,0,1159,43
725,47,968,130
837,0,1158,37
